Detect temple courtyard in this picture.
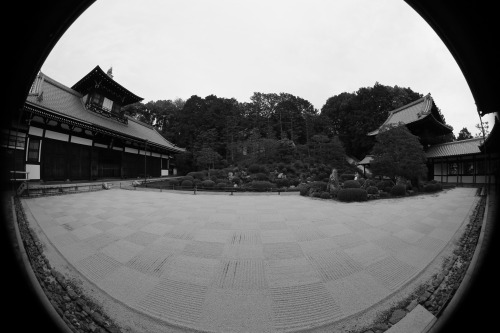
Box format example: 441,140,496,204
21,187,478,332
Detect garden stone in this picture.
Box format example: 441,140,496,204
389,309,407,325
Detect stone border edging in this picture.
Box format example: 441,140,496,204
10,196,73,333
423,190,491,333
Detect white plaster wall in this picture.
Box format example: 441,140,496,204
161,169,169,176
26,164,40,180
125,147,138,154
28,126,43,137
45,130,69,142
71,136,92,146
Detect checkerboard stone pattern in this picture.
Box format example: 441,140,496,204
23,187,477,332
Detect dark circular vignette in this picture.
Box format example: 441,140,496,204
1,1,498,332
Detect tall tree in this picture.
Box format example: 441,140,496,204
457,127,473,141
370,125,427,183
321,82,424,159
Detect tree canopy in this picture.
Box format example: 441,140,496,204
369,124,428,182
120,82,446,174
457,127,473,141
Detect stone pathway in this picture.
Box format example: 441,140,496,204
21,188,477,332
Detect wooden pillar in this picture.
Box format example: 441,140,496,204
473,154,476,184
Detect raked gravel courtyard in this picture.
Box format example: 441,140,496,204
21,187,478,332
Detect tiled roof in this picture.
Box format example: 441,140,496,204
367,94,452,136
25,72,184,153
357,155,374,165
425,137,483,158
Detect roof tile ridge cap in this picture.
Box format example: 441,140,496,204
24,100,93,125
390,95,427,115
42,73,83,97
150,127,180,148
125,115,155,129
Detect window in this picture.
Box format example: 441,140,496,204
111,101,121,114
476,159,486,175
27,138,40,162
91,92,104,106
464,161,474,175
1,129,26,150
448,162,458,175
102,97,113,111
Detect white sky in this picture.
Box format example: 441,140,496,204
41,0,494,136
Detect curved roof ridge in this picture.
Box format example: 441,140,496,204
389,93,430,115
125,115,154,129
39,72,83,98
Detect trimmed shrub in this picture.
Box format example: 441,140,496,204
231,176,242,185
384,186,393,193
363,179,377,189
181,180,193,188
320,192,331,199
310,181,328,192
201,180,215,188
275,178,290,188
181,175,194,182
248,164,267,174
193,179,202,187
337,188,368,202
299,184,311,196
251,181,274,191
343,180,361,188
289,178,301,187
312,192,322,198
357,178,365,186
424,184,436,192
215,182,228,189
424,182,442,192
391,184,406,196
254,172,269,181
377,180,395,191
366,186,379,194
340,174,355,182
168,179,180,186
186,171,206,180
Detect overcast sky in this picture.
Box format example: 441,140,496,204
41,0,494,137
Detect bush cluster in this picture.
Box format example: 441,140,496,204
186,171,205,180
169,179,180,186
340,174,355,182
201,180,215,188
248,164,268,174
181,179,193,188
251,181,275,191
377,180,395,191
343,180,361,188
391,184,406,196
275,178,290,188
366,186,379,194
337,188,368,202
424,183,443,192
181,175,194,182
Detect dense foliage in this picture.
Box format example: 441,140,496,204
370,125,428,183
120,82,445,175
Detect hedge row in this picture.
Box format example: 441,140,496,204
337,188,368,202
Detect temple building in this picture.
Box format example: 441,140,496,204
367,93,453,147
364,94,498,185
1,65,184,182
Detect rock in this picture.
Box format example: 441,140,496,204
388,309,407,325
91,311,105,325
406,299,419,312
419,291,431,303
67,289,78,300
373,323,390,330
